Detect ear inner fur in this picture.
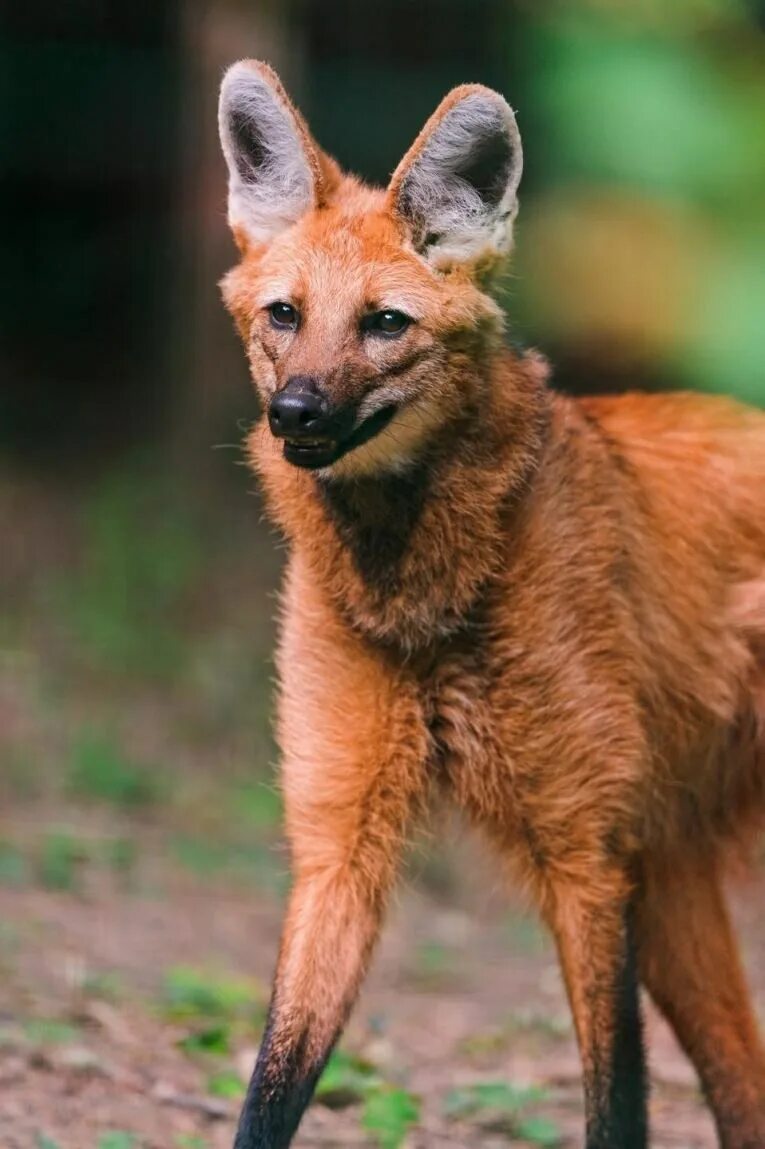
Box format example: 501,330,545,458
218,59,341,246
387,83,523,266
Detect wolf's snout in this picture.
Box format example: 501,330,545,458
268,388,325,440
268,380,361,468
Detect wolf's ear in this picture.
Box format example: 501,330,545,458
218,60,335,248
388,85,522,268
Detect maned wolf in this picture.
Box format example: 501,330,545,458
217,61,765,1149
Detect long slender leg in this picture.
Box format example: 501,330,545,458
234,578,429,1149
235,864,389,1148
546,878,648,1149
636,854,765,1149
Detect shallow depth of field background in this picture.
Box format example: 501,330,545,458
1,4,764,1149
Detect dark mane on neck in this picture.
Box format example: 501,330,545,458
318,465,431,597
252,349,552,652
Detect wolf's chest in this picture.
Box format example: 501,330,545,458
416,641,533,838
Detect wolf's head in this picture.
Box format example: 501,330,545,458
218,61,523,478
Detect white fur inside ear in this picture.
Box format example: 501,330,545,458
219,63,315,243
396,92,522,266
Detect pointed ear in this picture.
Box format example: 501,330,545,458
218,60,336,248
388,84,523,269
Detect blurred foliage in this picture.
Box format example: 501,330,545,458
161,966,266,1026
51,469,200,678
361,1086,421,1149
315,1050,420,1149
68,729,164,809
96,1135,137,1149
25,1018,80,1046
0,841,27,886
178,1023,231,1056
37,831,86,892
444,1080,559,1143
207,1068,246,1099
513,0,765,404
315,1049,382,1107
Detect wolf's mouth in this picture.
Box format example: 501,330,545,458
282,404,397,470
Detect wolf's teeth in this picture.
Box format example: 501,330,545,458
286,439,336,450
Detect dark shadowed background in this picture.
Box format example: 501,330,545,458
1,4,764,1148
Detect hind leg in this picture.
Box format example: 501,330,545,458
636,852,765,1149
544,870,648,1149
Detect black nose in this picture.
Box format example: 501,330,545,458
268,388,326,439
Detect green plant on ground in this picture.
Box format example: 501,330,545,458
314,1051,419,1149
170,834,289,896
0,841,27,886
178,1022,231,1056
314,1049,381,1107
444,1081,560,1145
162,966,265,1026
37,832,86,891
362,1086,420,1149
68,730,164,809
207,1068,246,1099
230,780,283,829
53,468,200,678
97,1135,137,1149
25,1019,79,1045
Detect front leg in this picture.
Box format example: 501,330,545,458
235,862,394,1148
235,567,429,1148
545,874,648,1149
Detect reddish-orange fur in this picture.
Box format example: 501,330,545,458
219,62,765,1149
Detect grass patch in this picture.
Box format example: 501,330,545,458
444,1081,560,1145
68,730,164,810
162,966,265,1027
52,468,200,678
97,1135,137,1149
0,841,27,886
207,1069,245,1099
230,781,283,830
37,832,86,891
362,1086,420,1149
171,835,288,895
315,1051,420,1149
25,1018,79,1045
315,1050,380,1107
178,1023,231,1057
170,837,231,878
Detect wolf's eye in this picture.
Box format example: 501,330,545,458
269,302,299,330
363,309,411,337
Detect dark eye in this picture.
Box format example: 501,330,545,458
363,309,411,337
269,302,298,329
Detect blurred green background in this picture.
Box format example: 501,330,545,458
2,0,765,888
2,0,765,907
0,5,764,1146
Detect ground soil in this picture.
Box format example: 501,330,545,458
1,852,763,1149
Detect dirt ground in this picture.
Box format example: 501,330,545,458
1,847,763,1149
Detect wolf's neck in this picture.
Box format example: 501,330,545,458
253,352,551,652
